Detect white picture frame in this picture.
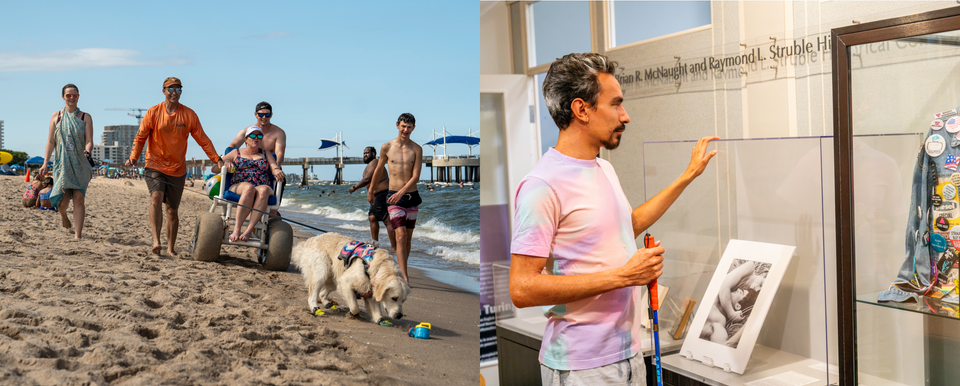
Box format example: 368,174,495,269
678,239,795,374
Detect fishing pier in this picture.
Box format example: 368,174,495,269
181,155,479,185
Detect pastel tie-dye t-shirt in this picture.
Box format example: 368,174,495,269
511,148,642,371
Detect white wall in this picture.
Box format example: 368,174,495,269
481,2,513,75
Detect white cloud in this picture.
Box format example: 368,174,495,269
0,48,189,72
243,32,291,39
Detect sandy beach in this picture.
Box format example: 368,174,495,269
0,176,478,385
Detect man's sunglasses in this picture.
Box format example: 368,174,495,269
248,133,264,139
257,112,272,118
165,87,183,93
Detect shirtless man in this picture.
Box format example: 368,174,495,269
349,146,397,250
223,101,287,215
368,113,422,283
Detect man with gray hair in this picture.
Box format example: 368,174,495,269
509,52,718,385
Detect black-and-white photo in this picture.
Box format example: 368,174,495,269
680,240,794,374
699,259,771,348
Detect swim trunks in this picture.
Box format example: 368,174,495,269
369,190,389,221
144,168,187,209
387,190,422,229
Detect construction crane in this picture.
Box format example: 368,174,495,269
105,108,148,124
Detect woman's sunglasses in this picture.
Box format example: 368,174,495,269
248,133,264,139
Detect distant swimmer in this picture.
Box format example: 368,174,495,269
223,101,287,216
37,84,94,239
368,113,423,284
349,146,396,250
126,77,225,256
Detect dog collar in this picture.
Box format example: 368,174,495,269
355,276,376,299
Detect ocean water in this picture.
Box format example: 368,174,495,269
279,181,479,293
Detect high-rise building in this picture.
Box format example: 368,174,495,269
0,120,4,150
100,125,144,162
92,142,127,163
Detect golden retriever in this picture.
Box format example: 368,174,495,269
291,233,410,324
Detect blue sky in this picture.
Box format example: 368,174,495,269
0,0,479,180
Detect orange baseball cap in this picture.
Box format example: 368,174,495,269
163,77,182,88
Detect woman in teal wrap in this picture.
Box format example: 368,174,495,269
37,84,93,239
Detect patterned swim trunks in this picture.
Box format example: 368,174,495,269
387,190,422,230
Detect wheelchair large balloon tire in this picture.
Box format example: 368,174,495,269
262,219,292,271
193,212,224,262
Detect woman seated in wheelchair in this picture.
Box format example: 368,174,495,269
221,126,285,242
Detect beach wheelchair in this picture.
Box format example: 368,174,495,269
191,147,293,271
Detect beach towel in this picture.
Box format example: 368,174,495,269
50,109,92,208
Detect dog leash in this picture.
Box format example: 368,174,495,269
138,172,328,234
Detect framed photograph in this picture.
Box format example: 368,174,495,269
679,239,795,374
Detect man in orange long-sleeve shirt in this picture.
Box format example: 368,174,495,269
126,77,224,257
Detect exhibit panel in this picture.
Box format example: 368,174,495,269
643,137,839,384
833,6,960,385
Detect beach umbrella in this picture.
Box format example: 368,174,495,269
24,156,45,165
101,159,112,163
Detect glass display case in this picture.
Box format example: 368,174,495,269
644,137,842,385
832,6,960,385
